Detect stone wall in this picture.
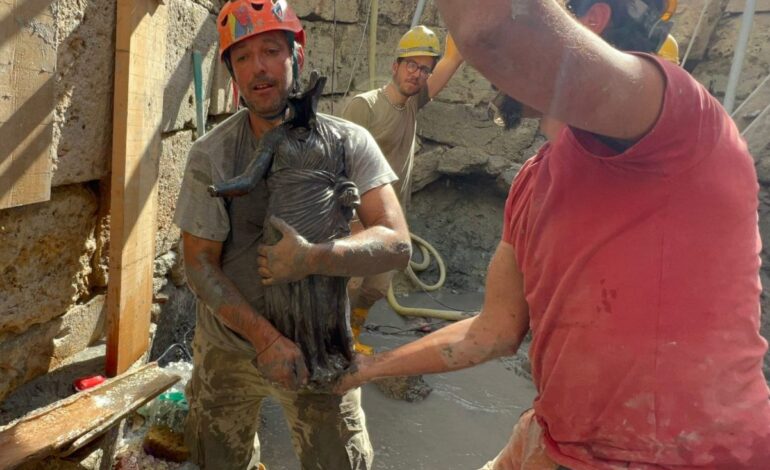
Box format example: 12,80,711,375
1,0,769,402
0,0,222,401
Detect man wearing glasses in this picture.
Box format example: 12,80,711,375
342,25,464,354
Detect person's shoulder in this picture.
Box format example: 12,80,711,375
318,113,372,138
348,88,383,108
190,108,250,157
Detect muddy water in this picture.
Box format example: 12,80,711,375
259,292,537,470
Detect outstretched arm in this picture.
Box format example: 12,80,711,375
257,183,411,285
436,0,665,141
426,34,464,99
337,241,530,390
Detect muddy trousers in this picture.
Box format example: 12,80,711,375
184,329,373,470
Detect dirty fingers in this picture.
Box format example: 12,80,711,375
257,216,313,285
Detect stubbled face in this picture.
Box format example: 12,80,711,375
230,31,294,118
391,55,434,97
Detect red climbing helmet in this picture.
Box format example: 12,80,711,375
217,0,306,59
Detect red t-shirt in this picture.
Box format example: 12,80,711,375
503,55,770,468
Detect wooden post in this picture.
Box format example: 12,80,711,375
0,0,55,209
106,0,167,376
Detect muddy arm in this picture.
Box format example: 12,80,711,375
338,242,530,391
257,184,410,285
308,183,411,277
435,0,664,141
182,232,308,388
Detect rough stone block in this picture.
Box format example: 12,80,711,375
670,0,728,65
408,177,504,289
0,185,98,334
50,295,106,365
209,58,236,116
157,130,194,256
692,13,770,103
52,0,117,186
438,63,496,107
190,0,226,15
163,0,219,133
411,147,444,193
292,0,360,23
303,22,418,96
418,101,538,160
436,146,491,175
0,295,105,402
302,21,369,95
377,0,441,26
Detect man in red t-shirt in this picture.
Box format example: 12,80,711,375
338,0,770,468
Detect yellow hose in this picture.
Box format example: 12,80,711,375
386,233,472,321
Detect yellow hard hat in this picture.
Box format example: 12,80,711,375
657,34,680,65
396,25,441,59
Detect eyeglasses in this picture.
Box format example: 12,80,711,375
403,60,433,77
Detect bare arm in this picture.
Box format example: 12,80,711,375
338,241,529,389
182,232,308,388
257,183,411,284
436,0,664,140
426,34,464,99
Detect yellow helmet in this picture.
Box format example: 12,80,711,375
396,25,441,59
657,34,680,65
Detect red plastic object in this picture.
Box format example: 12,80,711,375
73,374,106,392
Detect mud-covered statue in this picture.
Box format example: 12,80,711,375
209,71,359,389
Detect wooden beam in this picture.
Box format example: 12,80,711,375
106,0,167,376
0,0,55,209
0,363,179,469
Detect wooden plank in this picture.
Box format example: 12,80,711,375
726,0,770,13
106,0,167,376
0,363,179,469
0,0,55,209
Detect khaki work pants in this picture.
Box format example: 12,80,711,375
184,328,373,470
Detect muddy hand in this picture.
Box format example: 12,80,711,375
257,216,313,285
333,354,371,394
253,334,309,390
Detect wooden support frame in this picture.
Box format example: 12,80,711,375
0,363,179,468
106,0,168,376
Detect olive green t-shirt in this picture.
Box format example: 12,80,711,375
173,108,397,352
342,86,430,208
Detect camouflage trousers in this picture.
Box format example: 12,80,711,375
184,327,373,470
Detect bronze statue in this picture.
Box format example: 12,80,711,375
209,72,359,389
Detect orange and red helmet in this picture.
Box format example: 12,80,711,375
217,0,306,59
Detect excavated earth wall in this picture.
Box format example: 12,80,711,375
0,0,768,403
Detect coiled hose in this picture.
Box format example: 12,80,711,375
386,233,472,321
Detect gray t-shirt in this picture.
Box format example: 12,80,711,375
174,108,397,352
